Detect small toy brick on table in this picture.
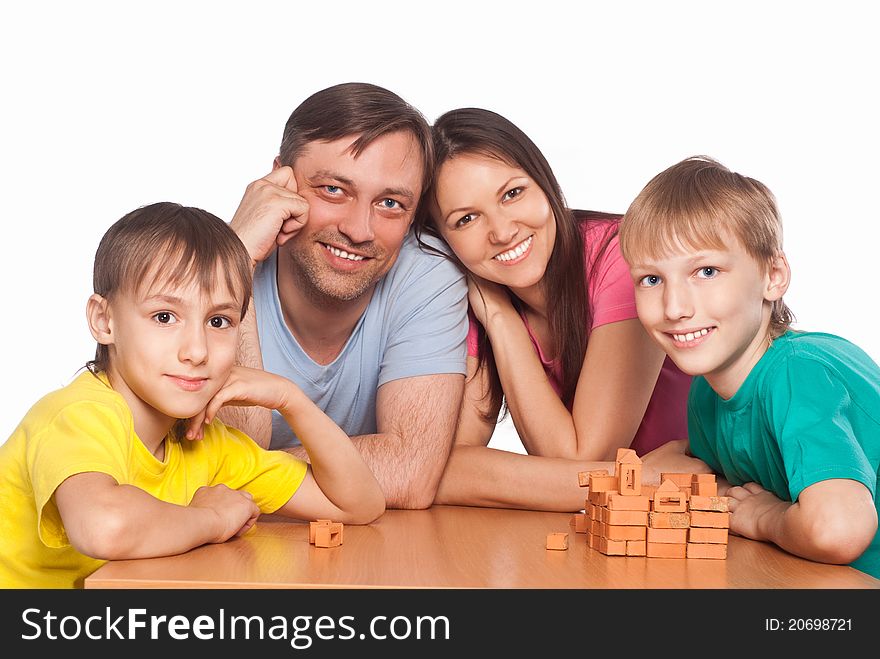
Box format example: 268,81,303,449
546,532,569,550
310,519,344,548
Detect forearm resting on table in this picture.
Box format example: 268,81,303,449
434,445,613,512
755,480,877,565
277,391,385,523
56,479,229,560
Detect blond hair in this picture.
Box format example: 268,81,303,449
619,156,793,337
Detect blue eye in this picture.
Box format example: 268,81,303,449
697,267,718,279
380,198,401,210
153,311,177,324
325,185,341,194
639,275,661,288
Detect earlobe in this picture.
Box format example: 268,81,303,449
765,250,791,302
86,294,114,345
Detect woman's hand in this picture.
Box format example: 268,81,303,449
467,274,515,327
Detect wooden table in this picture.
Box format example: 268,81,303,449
84,505,880,589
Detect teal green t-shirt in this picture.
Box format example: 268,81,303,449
688,331,880,579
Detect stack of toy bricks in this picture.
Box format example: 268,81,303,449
572,449,730,559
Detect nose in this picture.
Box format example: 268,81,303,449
486,212,519,246
338,199,375,245
179,321,208,366
663,282,694,321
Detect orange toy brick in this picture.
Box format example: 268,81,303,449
626,540,647,556
660,473,694,489
689,510,731,528
570,513,589,534
589,474,619,493
652,480,687,513
616,450,642,496
604,509,649,526
309,519,332,543
648,511,690,528
599,536,627,556
578,469,609,487
688,527,729,544
314,522,343,548
688,495,730,512
691,474,718,496
607,493,650,511
646,527,688,544
605,525,647,542
687,543,728,559
546,532,569,550
646,542,687,559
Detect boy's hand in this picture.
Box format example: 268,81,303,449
640,438,715,484
726,482,788,541
467,275,515,327
190,484,261,542
230,166,309,267
185,366,296,439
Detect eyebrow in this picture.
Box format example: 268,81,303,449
142,294,241,314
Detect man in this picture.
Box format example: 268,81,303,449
222,83,468,509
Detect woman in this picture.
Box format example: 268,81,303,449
416,108,705,510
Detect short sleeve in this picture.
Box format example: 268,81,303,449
29,402,130,548
767,358,875,502
586,232,639,329
208,422,309,514
378,253,468,385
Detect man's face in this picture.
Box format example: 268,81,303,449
280,131,424,303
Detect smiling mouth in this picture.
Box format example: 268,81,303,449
666,327,715,346
493,235,533,262
322,243,369,262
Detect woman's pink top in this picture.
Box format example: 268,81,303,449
466,218,691,456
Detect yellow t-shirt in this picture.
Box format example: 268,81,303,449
0,371,308,588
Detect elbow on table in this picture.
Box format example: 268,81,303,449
802,509,878,565
68,509,136,560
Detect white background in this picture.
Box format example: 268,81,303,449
2,1,878,449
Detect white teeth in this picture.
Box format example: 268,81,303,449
494,235,533,262
673,328,710,343
325,244,364,261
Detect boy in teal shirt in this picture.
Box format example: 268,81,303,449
618,156,880,579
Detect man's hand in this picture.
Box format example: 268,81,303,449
186,366,296,439
189,484,261,542
640,438,714,484
726,482,788,541
230,166,309,266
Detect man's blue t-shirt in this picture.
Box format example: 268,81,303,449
254,232,468,448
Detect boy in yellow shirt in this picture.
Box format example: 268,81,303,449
0,202,385,588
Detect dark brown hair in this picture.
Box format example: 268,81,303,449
415,108,617,417
619,155,794,337
278,82,434,194
87,202,253,374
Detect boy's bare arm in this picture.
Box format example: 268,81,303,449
728,479,877,565
54,472,259,560
201,366,385,524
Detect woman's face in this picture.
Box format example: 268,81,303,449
432,153,556,292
